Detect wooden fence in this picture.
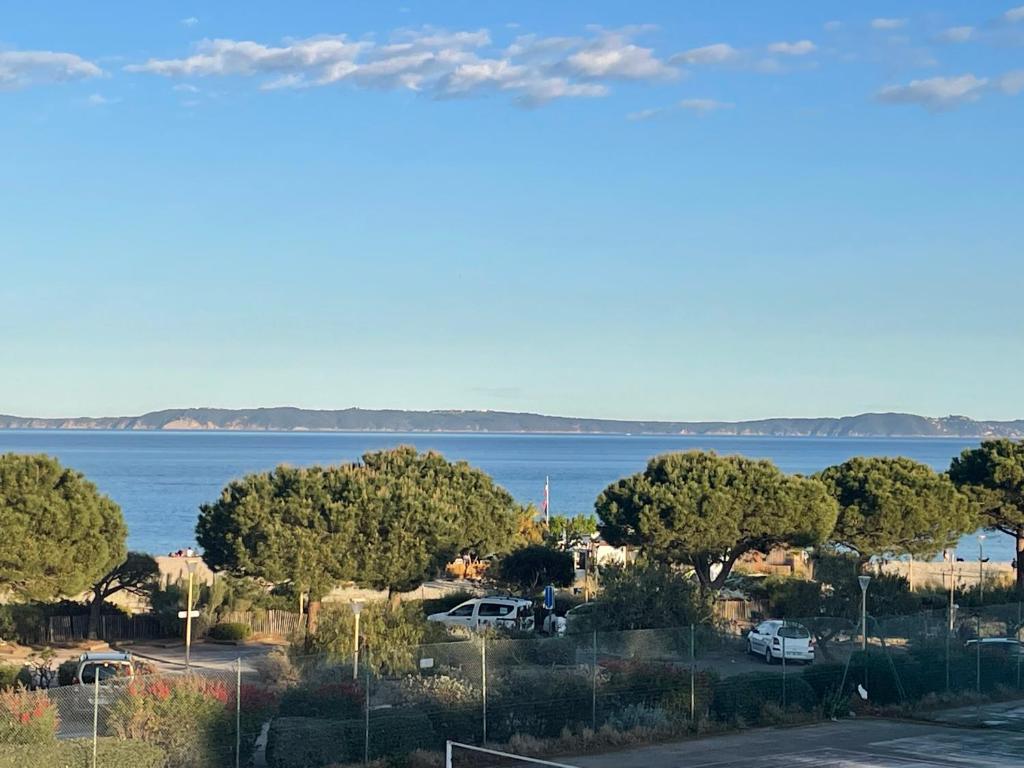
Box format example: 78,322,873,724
44,610,301,644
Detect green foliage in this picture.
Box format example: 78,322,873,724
197,447,527,598
57,660,79,687
765,578,823,618
0,687,57,744
818,456,975,561
306,600,446,676
0,453,127,600
266,713,437,767
602,659,714,717
88,551,159,637
710,672,817,724
0,665,19,691
278,682,363,720
0,608,14,642
0,739,164,768
577,561,710,631
950,439,1024,587
106,676,240,768
207,622,252,642
597,451,837,589
547,514,599,545
490,669,594,740
497,545,574,595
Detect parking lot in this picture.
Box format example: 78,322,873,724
574,718,1024,767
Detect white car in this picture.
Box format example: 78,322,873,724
747,620,814,664
428,596,534,632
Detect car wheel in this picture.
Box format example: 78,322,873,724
764,647,773,665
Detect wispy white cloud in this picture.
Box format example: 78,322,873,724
679,97,733,114
626,107,663,121
172,83,200,93
127,26,676,105
872,18,908,30
937,26,975,43
86,92,117,106
0,49,102,90
1005,5,1024,23
181,17,199,28
670,42,738,65
823,21,842,32
876,74,988,110
767,40,816,56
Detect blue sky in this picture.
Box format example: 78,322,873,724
1,2,1022,422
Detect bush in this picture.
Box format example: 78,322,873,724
0,665,20,691
0,738,164,768
578,562,711,631
0,687,57,744
57,659,79,687
606,703,670,731
279,682,363,720
266,712,436,767
106,675,255,768
207,622,252,642
255,648,300,690
710,672,816,725
488,669,593,741
601,659,714,718
0,608,15,643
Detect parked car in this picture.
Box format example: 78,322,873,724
964,638,1024,657
74,651,136,686
564,601,598,634
428,596,534,632
747,620,814,664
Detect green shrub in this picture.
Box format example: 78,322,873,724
0,738,164,768
0,665,20,691
57,659,79,687
0,687,57,744
488,669,593,741
279,682,363,719
0,607,15,642
207,622,252,642
711,672,816,725
266,712,436,767
606,703,670,731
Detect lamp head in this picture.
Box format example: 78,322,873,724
858,575,871,592
350,599,364,616
185,559,199,575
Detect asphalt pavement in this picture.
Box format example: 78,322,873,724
573,719,1024,768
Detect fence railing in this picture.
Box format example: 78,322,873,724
3,602,1023,767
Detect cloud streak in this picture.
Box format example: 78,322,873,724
0,49,102,90
127,26,677,105
876,74,989,110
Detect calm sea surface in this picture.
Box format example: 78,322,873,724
0,431,1008,561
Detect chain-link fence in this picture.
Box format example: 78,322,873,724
2,602,1023,767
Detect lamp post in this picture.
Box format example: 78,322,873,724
351,600,364,680
858,576,871,652
185,559,199,671
978,534,987,604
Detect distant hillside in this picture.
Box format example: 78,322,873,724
0,408,1022,437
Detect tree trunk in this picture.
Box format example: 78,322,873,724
306,599,321,635
87,590,103,641
1016,530,1024,592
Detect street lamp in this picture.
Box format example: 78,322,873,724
858,576,871,652
351,600,364,680
184,559,199,671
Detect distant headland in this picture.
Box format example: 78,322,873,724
0,408,1022,438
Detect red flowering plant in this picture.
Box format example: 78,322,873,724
0,687,57,744
107,673,277,768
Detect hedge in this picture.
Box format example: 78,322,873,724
0,738,164,768
266,712,436,767
207,622,252,642
0,665,20,691
710,672,817,724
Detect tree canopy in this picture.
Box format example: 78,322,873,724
817,456,975,562
0,453,127,601
497,545,575,595
949,439,1024,589
596,451,838,590
196,447,527,602
87,551,160,638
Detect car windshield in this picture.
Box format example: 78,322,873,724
80,662,132,684
777,625,810,639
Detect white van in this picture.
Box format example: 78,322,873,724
428,596,534,632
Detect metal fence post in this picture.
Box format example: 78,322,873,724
591,629,597,731
689,624,695,721
481,635,488,745
976,614,982,695
364,646,371,766
235,657,242,768
92,673,100,768
781,633,787,709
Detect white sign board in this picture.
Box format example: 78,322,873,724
177,610,201,619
